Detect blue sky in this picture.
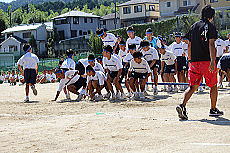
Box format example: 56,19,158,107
0,0,15,3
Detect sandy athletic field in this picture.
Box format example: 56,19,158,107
0,83,230,153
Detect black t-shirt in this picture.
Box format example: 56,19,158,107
185,20,218,62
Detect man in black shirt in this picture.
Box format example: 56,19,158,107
176,5,224,120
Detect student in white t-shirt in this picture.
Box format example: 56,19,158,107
17,44,39,102
168,33,187,91
86,65,106,101
96,28,117,47
128,52,151,99
52,69,78,101
0,72,4,84
9,70,17,86
126,26,142,50
159,45,178,92
60,49,75,70
102,45,125,100
140,40,159,95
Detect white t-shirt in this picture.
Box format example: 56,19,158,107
57,70,79,92
61,58,75,70
0,75,4,81
103,55,123,72
118,49,127,62
161,51,177,65
17,52,39,69
225,39,230,52
87,71,106,86
215,38,226,57
141,47,159,62
126,36,142,49
129,58,151,73
183,43,188,57
123,53,133,63
101,33,117,47
169,42,186,57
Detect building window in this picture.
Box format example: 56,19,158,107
83,32,87,35
166,2,171,7
134,5,142,13
23,32,31,38
54,18,68,25
71,30,77,38
210,0,218,2
73,17,79,24
89,18,93,23
9,45,17,52
88,30,91,34
149,5,155,11
103,20,106,25
58,30,65,40
183,0,188,6
7,33,13,38
123,7,131,14
79,30,83,36
84,18,87,23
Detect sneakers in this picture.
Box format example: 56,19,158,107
198,86,204,93
176,104,188,120
111,93,116,100
104,92,111,99
76,94,83,101
132,92,139,100
31,85,37,96
94,94,104,101
173,86,179,93
218,84,223,89
226,82,230,87
24,97,29,103
139,92,145,99
126,92,132,98
143,91,149,96
119,93,126,100
153,87,158,95
209,108,224,117
66,94,71,100
167,86,173,92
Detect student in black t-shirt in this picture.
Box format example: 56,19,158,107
176,5,224,120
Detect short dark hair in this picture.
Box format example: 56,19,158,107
119,40,126,45
66,49,74,56
128,44,136,50
140,40,150,47
23,44,31,52
201,5,215,20
126,26,134,32
103,45,113,53
86,65,94,72
96,28,104,35
133,52,143,58
146,28,153,33
88,54,95,60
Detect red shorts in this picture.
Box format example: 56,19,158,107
188,61,218,87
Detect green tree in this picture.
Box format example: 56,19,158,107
88,32,103,55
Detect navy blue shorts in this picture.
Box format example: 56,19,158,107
24,69,37,84
130,72,148,79
176,56,187,72
72,77,87,90
164,64,176,74
220,56,230,72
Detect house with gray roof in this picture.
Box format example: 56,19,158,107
52,10,101,40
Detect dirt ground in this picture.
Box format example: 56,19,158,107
0,83,230,153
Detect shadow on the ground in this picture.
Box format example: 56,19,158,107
25,101,39,103
184,116,230,126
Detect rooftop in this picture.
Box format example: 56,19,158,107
101,13,120,20
52,10,100,19
118,0,159,7
1,22,53,34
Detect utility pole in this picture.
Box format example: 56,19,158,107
114,0,117,29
